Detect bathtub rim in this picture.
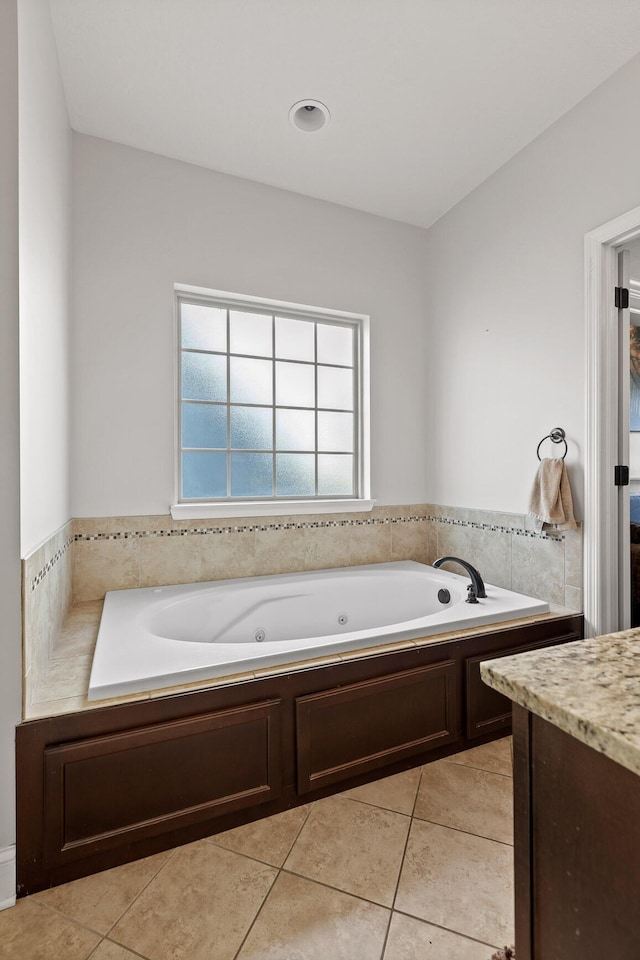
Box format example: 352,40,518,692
87,561,550,702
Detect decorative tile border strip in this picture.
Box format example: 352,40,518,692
432,516,565,542
72,513,565,542
30,509,572,592
30,535,74,592
73,515,430,541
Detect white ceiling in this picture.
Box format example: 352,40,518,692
49,0,640,228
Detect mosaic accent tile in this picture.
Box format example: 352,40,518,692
433,516,563,542
30,535,75,591
69,512,559,544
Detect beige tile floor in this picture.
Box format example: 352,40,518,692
1,737,514,960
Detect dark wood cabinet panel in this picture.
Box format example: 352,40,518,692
465,629,582,739
16,613,582,895
43,699,282,868
514,706,640,960
296,661,457,793
466,653,512,738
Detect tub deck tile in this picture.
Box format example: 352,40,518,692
24,593,576,721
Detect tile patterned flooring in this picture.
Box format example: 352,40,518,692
1,738,514,960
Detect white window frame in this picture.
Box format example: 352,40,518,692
171,284,374,519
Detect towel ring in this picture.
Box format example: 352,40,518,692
536,427,567,461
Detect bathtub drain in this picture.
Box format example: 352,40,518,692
254,628,266,643
337,613,349,626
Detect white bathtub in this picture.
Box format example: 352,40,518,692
87,560,549,700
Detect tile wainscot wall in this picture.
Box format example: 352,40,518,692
22,521,74,710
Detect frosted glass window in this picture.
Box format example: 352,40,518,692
318,454,354,496
318,412,354,452
182,403,227,449
230,406,272,450
182,452,227,499
276,361,315,408
276,409,315,451
181,304,227,353
230,310,273,357
178,293,365,503
275,317,315,362
276,454,315,496
182,353,227,402
231,453,273,497
317,365,354,410
317,323,353,366
230,357,273,405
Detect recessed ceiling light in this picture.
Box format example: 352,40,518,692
289,100,330,132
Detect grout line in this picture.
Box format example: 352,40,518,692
86,938,106,959
337,791,415,820
204,837,283,871
510,527,514,594
93,937,151,960
378,910,394,960
440,755,513,780
230,863,280,960
391,908,501,951
385,767,422,916
279,867,393,911
205,802,316,871
280,803,316,867
103,846,180,940
409,814,514,848
380,768,423,955
27,899,108,940
440,758,513,780
410,766,423,820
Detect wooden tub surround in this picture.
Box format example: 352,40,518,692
16,610,582,896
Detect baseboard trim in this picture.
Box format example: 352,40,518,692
0,845,16,910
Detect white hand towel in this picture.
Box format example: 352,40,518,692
528,458,578,532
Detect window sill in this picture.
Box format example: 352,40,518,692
170,499,376,520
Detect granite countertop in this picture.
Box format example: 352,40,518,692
481,628,640,777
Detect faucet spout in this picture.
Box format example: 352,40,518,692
432,556,487,600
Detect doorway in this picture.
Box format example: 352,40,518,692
585,204,640,638
613,241,640,630
617,240,640,629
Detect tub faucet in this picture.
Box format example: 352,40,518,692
432,556,487,603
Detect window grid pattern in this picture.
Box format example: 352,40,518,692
178,297,360,502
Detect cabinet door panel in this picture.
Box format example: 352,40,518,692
44,699,282,867
296,661,457,793
466,632,581,739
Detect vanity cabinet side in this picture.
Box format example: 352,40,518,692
513,705,640,960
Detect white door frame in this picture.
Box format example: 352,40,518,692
585,203,640,638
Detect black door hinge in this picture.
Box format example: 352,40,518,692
615,465,630,486
615,286,630,309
